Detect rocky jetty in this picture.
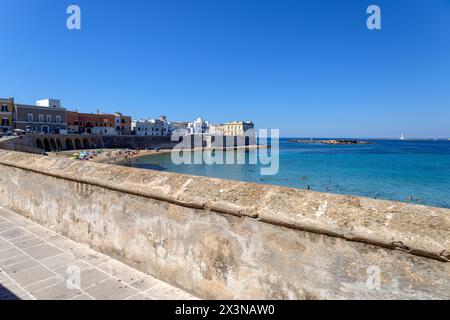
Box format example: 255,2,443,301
288,139,372,145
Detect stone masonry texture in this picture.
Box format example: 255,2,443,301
0,150,449,299
0,206,197,300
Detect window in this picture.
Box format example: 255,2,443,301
47,115,52,123
1,105,8,112
56,115,61,123
1,118,9,126
39,114,44,122
28,114,34,122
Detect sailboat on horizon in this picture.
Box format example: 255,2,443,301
400,133,406,140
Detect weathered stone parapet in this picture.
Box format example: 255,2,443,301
1,150,448,261
0,150,449,299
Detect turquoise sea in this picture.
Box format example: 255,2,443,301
131,139,450,209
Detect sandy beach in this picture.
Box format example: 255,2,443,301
48,148,170,164
48,144,268,166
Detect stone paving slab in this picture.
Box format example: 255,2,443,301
0,206,199,300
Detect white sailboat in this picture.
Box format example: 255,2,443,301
400,133,406,140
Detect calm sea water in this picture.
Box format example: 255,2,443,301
130,139,450,208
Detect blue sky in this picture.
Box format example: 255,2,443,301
1,0,449,138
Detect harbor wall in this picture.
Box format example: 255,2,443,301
0,134,104,153
102,135,177,149
0,150,449,299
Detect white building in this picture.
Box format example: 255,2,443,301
36,99,61,109
187,117,209,135
134,116,173,136
208,124,225,135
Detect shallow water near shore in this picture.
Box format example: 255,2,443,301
130,139,450,208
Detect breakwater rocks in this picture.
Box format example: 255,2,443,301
288,139,373,145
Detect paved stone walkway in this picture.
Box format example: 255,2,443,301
0,206,198,300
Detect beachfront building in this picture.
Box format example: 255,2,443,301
208,121,255,136
187,117,209,135
67,111,115,135
134,116,173,136
208,124,225,135
0,97,14,133
168,121,190,136
67,111,131,135
222,121,254,136
115,112,132,135
66,111,80,133
171,121,189,130
14,99,68,134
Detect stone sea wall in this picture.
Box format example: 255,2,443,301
102,135,178,150
0,150,448,299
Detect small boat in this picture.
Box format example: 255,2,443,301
400,133,406,140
